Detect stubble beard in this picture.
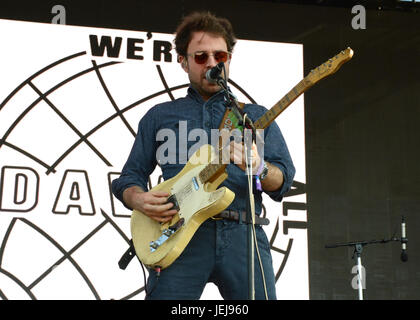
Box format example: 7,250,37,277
191,78,222,101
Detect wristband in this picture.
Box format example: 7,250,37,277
259,161,269,181
255,159,264,176
255,159,265,191
255,176,262,191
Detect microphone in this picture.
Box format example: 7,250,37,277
205,62,225,83
401,216,408,262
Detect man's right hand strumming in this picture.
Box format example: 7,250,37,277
123,186,178,223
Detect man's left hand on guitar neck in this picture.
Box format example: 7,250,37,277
229,140,284,192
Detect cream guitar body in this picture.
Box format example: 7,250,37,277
131,144,235,270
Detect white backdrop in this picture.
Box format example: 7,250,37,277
0,19,308,300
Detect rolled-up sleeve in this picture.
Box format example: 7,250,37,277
111,109,158,207
261,117,296,202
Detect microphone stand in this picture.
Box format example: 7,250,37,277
216,73,258,300
325,229,406,300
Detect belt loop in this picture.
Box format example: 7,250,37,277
238,210,243,225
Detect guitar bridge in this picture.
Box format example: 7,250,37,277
149,218,185,252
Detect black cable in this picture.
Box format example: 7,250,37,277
136,256,161,298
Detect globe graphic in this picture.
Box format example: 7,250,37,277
0,23,305,299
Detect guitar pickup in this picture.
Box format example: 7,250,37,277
166,194,180,211
169,218,184,232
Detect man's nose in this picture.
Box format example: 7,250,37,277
205,54,218,68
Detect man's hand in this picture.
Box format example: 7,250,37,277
229,140,261,175
229,140,284,192
123,186,178,223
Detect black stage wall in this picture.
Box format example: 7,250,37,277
1,0,419,299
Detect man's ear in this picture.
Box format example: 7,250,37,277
178,56,188,72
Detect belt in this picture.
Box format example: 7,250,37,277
212,210,270,226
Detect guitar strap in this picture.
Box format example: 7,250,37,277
218,102,245,131
118,239,135,270
217,102,245,150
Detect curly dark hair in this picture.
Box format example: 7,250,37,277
174,11,237,58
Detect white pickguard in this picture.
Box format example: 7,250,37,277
170,164,225,225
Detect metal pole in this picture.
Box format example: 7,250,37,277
354,244,364,300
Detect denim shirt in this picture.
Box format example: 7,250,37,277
112,86,295,215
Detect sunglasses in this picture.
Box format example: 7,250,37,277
187,51,231,65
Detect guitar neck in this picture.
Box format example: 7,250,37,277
254,76,312,130
254,47,354,130
198,155,227,184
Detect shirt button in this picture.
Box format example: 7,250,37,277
205,121,210,127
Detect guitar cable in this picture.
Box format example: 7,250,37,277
244,114,269,300
137,253,161,298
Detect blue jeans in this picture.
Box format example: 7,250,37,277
145,219,277,300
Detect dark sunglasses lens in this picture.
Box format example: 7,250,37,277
214,51,228,62
194,52,209,64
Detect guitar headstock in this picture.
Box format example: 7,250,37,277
306,47,354,84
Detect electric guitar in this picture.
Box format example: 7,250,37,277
130,48,354,270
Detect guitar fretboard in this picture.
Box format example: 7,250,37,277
254,77,312,130
198,154,226,184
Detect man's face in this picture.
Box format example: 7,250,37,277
180,31,231,101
